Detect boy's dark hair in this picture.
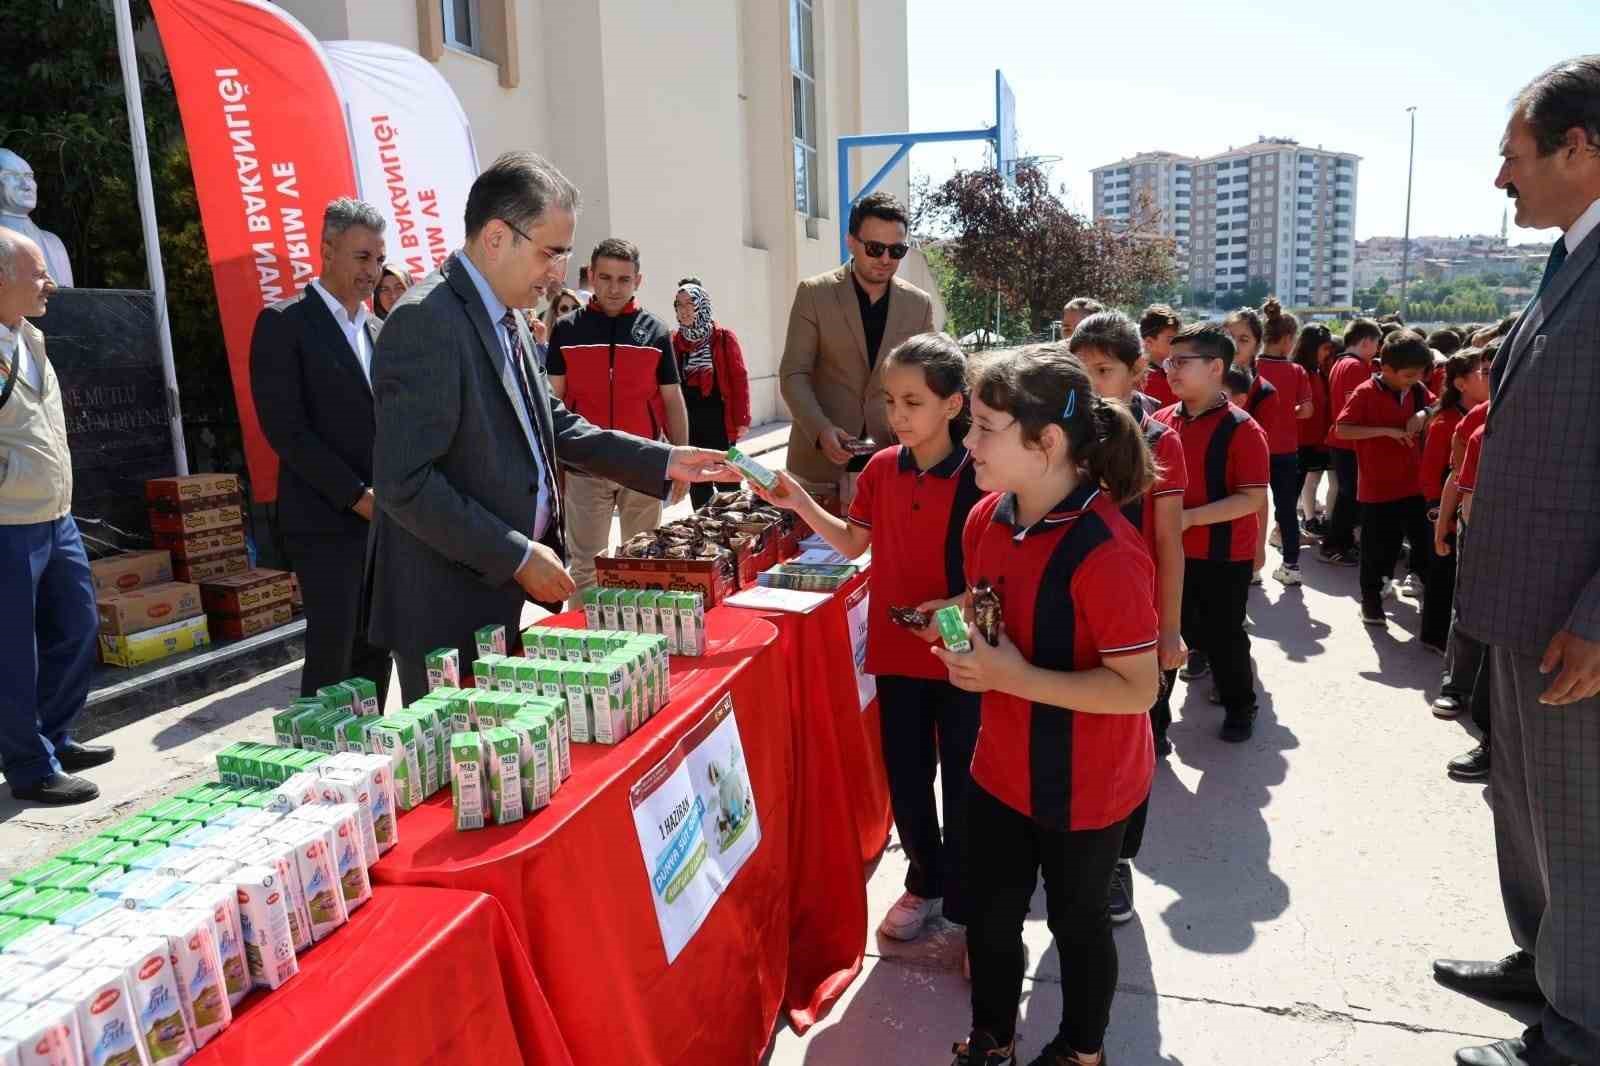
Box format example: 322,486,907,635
1426,328,1463,356
1344,318,1383,347
1512,55,1600,157
463,151,580,238
677,276,702,287
1260,296,1299,345
969,343,1157,504
1067,310,1143,369
883,332,972,444
848,191,908,237
1378,311,1406,326
591,238,641,270
1379,321,1403,337
1223,364,1255,397
1171,321,1236,364
1139,304,1183,339
1379,329,1433,372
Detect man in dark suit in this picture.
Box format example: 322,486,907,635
250,198,392,705
1436,55,1600,1066
368,153,730,703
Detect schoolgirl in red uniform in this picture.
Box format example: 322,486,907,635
935,344,1160,1066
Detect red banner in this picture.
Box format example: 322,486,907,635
151,0,359,503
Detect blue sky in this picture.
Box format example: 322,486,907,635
906,1,1598,244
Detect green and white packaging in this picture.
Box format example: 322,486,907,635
482,727,523,825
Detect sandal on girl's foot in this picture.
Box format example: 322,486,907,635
952,1031,1016,1065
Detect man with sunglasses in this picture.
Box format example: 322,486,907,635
779,191,935,504
367,153,731,704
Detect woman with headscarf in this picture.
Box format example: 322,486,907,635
372,264,413,320
672,281,751,508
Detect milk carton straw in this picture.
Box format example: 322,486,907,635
229,867,299,991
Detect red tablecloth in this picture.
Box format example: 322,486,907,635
191,885,570,1066
373,610,855,1064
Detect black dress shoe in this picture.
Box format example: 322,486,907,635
1434,951,1543,1002
10,772,100,806
1448,744,1491,781
55,742,115,773
1456,1027,1574,1066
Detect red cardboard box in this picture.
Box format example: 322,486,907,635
97,581,204,636
212,601,293,640
152,527,247,562
145,473,240,508
89,550,174,595
200,568,293,617
147,504,243,536
594,550,738,607
173,552,250,584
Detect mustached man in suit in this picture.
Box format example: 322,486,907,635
1438,55,1600,1066
367,153,731,703
250,198,393,707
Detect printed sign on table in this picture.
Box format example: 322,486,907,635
846,582,875,711
630,694,760,963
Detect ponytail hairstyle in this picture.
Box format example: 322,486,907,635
1292,322,1333,378
1261,296,1300,348
1224,305,1265,344
969,342,1157,505
882,331,972,445
1431,348,1485,414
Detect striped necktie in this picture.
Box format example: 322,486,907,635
1536,238,1569,298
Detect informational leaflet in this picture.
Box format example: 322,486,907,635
630,695,760,963
846,582,876,710
722,586,832,614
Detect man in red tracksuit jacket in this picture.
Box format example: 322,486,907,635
549,238,688,604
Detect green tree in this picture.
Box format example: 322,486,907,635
924,246,1028,345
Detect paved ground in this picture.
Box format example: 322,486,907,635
2,429,1536,1063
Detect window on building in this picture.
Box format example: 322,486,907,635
443,0,480,53
790,0,820,217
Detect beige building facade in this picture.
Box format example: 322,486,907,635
276,0,931,426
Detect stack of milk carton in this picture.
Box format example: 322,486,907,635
0,751,397,1064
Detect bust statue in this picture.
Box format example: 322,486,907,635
0,149,74,288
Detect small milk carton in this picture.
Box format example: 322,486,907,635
617,589,640,632
425,646,461,690
234,839,313,955
61,966,143,1066
599,588,620,630
316,684,355,716
482,727,523,825
319,768,388,861
295,805,372,913
675,591,705,656
149,908,231,1048
341,676,380,717
725,445,779,491
935,605,973,654
117,935,195,1064
581,588,602,629
660,596,681,655
474,624,507,657
268,771,323,813
637,589,659,636
230,866,299,991
273,822,346,941
560,633,586,665
492,658,519,695
504,716,552,812
562,668,591,743
587,664,627,744
0,1000,79,1066
180,883,249,1010
471,656,500,691
513,658,541,698
450,733,486,831
370,720,423,811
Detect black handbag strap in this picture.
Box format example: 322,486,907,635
0,339,21,413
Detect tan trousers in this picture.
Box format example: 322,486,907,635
564,473,663,607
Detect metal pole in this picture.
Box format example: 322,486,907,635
1398,106,1416,322
113,0,188,475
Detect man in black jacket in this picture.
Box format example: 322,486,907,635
250,198,392,705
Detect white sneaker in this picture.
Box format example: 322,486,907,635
1403,573,1424,598
1250,570,1264,586
1268,527,1282,548
1273,564,1302,586
878,892,939,941
1381,578,1398,599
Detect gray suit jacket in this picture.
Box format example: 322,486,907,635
367,253,672,659
1456,224,1600,656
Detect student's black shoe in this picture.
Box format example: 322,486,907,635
1455,1026,1573,1066
1025,1038,1110,1066
10,772,100,806
55,742,115,773
1219,712,1255,743
1448,744,1491,780
1108,860,1134,924
1433,951,1543,1003
1303,516,1330,537
1361,599,1387,626
1318,545,1360,567
1179,651,1209,681
952,1031,1016,1065
1433,693,1465,719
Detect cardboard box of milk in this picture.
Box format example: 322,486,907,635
149,908,231,1048
450,733,486,831
61,966,143,1066
180,883,250,1010
230,867,299,991
482,727,523,825
116,935,195,1063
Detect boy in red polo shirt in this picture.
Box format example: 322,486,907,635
1254,299,1315,585
1318,318,1384,565
756,333,985,948
934,343,1159,1066
1154,323,1270,743
1137,304,1182,408
1335,330,1435,626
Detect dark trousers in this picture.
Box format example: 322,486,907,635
285,533,392,708
686,400,737,510
1421,527,1458,648
1324,447,1360,552
0,516,99,789
1358,496,1434,604
1268,452,1301,565
1121,668,1175,861
1470,654,1492,749
1180,559,1255,718
876,675,981,924
395,618,505,706
967,784,1127,1053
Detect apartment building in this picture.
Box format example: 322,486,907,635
1093,138,1359,307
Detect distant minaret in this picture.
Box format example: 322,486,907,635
1501,206,1508,243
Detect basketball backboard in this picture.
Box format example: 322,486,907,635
995,70,1017,187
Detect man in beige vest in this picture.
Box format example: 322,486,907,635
0,228,110,806
780,192,935,497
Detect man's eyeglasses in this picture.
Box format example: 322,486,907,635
860,240,910,260
500,218,572,265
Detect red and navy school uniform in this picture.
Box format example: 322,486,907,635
960,484,1158,831
1297,365,1332,471
1453,401,1488,460
846,444,985,923
1457,425,1485,498
1142,361,1178,409
1242,374,1280,440
1153,396,1269,718
1122,396,1189,564
1420,403,1467,505
1252,357,1312,457
1335,377,1437,606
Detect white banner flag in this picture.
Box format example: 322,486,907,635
324,40,479,281
630,694,760,964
